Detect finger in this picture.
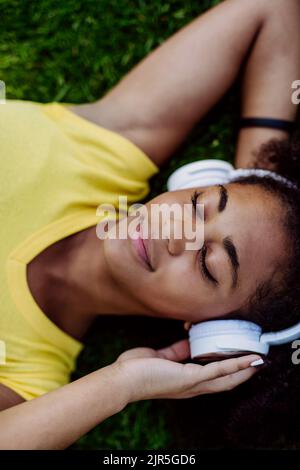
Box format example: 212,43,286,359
156,339,191,362
192,354,263,382
183,321,192,331
200,366,258,394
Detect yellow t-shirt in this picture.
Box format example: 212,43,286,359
0,100,159,400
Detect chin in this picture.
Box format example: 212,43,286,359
104,236,127,275
103,236,141,292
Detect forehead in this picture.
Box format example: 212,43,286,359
226,183,287,295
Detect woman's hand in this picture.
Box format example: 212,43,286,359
115,339,262,403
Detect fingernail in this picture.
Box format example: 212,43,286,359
250,358,264,367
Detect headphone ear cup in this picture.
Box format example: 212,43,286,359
167,160,234,191
188,320,267,359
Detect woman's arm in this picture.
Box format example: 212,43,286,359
69,0,300,168
0,339,261,450
0,362,127,450
234,0,300,170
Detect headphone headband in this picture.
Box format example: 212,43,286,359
261,322,300,346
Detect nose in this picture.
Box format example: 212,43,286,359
167,211,204,256
167,227,185,256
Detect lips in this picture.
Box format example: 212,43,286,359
131,223,153,271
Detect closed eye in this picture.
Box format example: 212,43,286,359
191,191,218,286
200,244,218,285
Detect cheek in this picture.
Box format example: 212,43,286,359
147,258,208,313
159,259,243,317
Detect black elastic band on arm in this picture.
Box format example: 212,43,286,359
240,117,294,133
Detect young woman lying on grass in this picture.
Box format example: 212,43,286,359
0,0,300,449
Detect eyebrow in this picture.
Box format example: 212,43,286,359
217,185,240,289
218,184,228,212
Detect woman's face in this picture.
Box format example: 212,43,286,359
103,183,288,322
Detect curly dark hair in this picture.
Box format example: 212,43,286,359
221,133,300,448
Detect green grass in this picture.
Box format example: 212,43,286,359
0,0,253,450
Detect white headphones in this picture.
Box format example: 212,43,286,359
167,158,296,191
188,319,300,359
167,159,300,358
167,159,234,190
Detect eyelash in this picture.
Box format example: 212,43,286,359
191,190,218,285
